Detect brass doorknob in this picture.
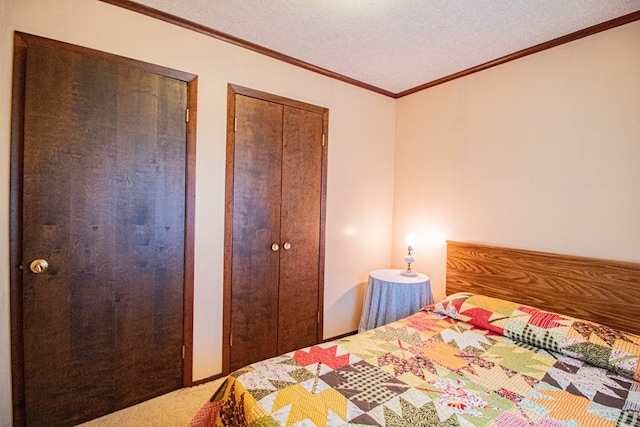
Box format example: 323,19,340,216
30,259,49,274
283,242,291,250
271,243,279,252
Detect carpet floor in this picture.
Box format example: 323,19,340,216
76,378,225,427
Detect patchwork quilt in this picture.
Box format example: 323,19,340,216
190,293,640,426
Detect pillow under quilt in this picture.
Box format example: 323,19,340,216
427,292,640,382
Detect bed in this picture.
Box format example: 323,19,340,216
190,241,640,426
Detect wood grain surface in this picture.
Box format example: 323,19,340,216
224,85,328,374
278,106,324,354
11,33,194,426
229,94,283,372
446,241,640,335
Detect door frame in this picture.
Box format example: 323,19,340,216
9,32,198,426
222,84,328,374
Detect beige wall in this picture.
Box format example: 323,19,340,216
0,0,396,421
393,21,640,303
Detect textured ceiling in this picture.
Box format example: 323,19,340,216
129,0,640,94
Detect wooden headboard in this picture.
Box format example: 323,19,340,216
446,241,640,335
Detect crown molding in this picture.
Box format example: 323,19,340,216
98,0,396,97
99,1,640,99
397,10,640,98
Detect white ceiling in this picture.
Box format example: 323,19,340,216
129,0,640,95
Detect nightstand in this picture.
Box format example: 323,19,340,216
358,269,432,332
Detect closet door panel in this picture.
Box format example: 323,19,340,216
230,95,283,371
278,106,324,354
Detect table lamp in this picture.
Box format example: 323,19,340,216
401,234,418,276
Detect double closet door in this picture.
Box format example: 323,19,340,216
224,85,328,372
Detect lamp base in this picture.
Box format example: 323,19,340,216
400,269,418,277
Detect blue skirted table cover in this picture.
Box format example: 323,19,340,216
358,269,432,332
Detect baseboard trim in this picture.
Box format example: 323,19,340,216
323,330,358,342
189,373,225,387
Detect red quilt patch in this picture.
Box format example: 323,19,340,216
293,345,350,370
460,307,506,335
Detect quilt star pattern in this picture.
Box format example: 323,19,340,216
190,293,640,426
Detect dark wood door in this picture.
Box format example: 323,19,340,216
226,87,327,372
13,36,191,426
229,95,283,370
278,106,324,354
